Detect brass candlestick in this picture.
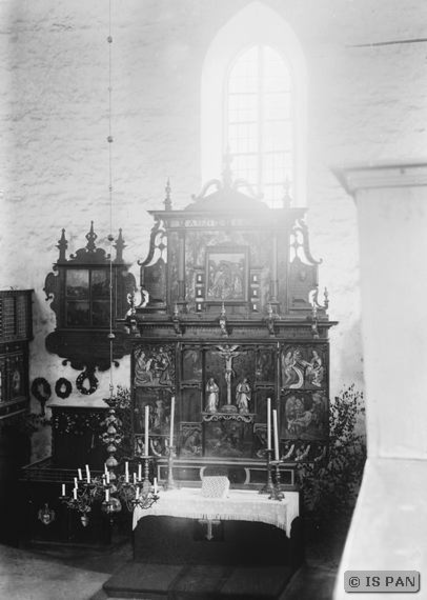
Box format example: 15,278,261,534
269,460,285,501
259,448,275,496
164,445,176,490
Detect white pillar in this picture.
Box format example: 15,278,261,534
333,164,427,599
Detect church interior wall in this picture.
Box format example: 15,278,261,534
1,0,426,460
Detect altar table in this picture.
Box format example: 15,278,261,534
133,487,299,538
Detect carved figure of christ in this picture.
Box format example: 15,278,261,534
214,344,240,406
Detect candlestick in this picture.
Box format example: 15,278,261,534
165,445,176,490
259,448,275,496
273,409,279,461
267,397,271,450
144,404,150,456
169,396,175,448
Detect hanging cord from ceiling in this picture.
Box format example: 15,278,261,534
107,0,115,399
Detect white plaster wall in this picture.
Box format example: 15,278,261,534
356,185,427,459
1,0,426,458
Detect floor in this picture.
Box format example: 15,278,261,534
0,529,343,600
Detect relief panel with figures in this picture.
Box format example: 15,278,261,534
280,345,327,390
255,345,277,383
280,390,328,441
203,418,254,458
133,344,175,388
132,343,176,457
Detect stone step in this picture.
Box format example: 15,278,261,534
103,561,294,599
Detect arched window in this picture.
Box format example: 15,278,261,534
201,2,307,207
226,45,293,208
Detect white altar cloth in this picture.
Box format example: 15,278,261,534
133,487,299,538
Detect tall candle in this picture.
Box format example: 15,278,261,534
125,461,129,483
267,397,272,450
74,477,78,488
73,488,77,500
78,468,82,480
153,477,158,495
138,463,142,481
272,409,280,461
61,484,66,497
169,396,175,448
144,404,150,456
85,464,91,483
105,488,110,501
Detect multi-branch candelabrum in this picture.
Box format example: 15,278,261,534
60,459,159,527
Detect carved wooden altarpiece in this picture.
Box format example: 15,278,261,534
124,172,336,485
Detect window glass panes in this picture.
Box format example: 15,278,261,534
226,45,294,207
92,269,110,298
65,268,111,328
66,270,89,298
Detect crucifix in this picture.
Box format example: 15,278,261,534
215,344,240,408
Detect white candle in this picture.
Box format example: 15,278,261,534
133,472,137,484
61,484,66,497
273,409,280,461
105,488,110,501
106,471,110,484
138,463,142,481
85,464,91,483
135,486,140,499
73,488,77,500
144,405,150,456
125,461,129,483
104,464,108,477
153,477,158,494
169,396,175,448
74,477,78,488
267,397,272,450
77,468,82,480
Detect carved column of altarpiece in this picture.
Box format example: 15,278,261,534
124,175,336,485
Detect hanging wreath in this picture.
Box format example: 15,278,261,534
31,378,52,403
76,370,99,396
55,377,72,399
